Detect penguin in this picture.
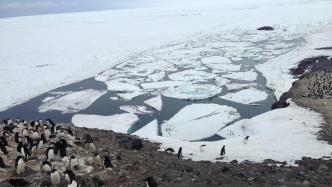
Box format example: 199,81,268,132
220,145,226,156
64,170,76,184
22,128,28,137
103,156,113,168
164,148,175,153
144,177,158,187
46,146,55,161
68,180,78,187
16,117,21,123
243,136,249,143
200,145,207,152
69,155,79,170
56,139,68,157
8,178,31,187
22,144,31,160
83,134,95,152
94,153,102,167
32,130,39,140
15,156,25,175
15,132,21,144
0,156,7,168
50,168,61,186
42,160,52,174
177,147,183,159
44,127,51,138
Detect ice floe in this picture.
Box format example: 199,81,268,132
141,81,188,90
214,77,231,87
161,104,240,141
202,56,241,72
168,70,216,81
144,95,163,111
38,89,106,113
72,113,139,133
105,80,141,92
120,105,153,115
223,70,258,82
162,84,222,100
147,71,165,82
132,119,158,137
220,87,268,104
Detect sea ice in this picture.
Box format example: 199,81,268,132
220,87,268,104
132,119,158,137
168,70,216,81
162,84,222,100
225,83,257,91
223,70,258,81
144,95,163,111
72,113,139,133
147,71,165,82
105,80,141,92
161,104,240,141
141,81,188,90
120,105,153,115
38,89,106,113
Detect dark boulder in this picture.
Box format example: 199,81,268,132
118,138,143,150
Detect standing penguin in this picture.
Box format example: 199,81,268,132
94,153,102,168
177,147,183,159
46,146,55,161
64,169,76,184
15,156,25,175
69,155,79,170
220,145,226,156
42,160,52,174
50,168,61,186
103,156,113,168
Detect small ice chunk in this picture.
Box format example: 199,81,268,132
162,84,221,100
161,104,240,141
120,105,153,115
38,89,106,113
202,56,232,65
223,70,258,81
220,87,268,104
141,81,187,90
144,95,163,111
168,70,216,81
117,92,145,101
132,119,158,137
72,113,139,133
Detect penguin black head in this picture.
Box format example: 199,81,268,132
15,132,20,144
0,136,8,146
41,134,47,143
51,168,57,173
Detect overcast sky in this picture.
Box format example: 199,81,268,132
0,0,164,18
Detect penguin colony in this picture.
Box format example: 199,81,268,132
302,70,332,99
0,118,121,187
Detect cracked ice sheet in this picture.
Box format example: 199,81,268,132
220,87,268,104
143,102,332,164
226,83,257,91
161,104,240,141
132,119,158,137
120,105,153,115
162,84,222,100
202,56,241,72
144,95,163,111
38,89,106,114
223,70,258,82
72,113,138,134
168,70,217,81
